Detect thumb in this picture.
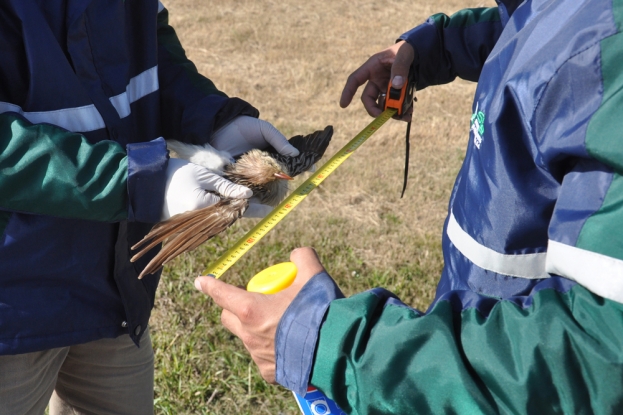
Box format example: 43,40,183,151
197,172,253,199
194,275,250,313
288,247,325,290
390,41,415,89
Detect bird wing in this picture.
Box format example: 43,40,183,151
269,125,333,177
131,198,248,279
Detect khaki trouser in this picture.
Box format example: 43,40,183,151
0,328,154,415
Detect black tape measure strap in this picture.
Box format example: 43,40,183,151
401,120,411,198
384,69,416,198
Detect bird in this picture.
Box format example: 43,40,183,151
131,125,333,279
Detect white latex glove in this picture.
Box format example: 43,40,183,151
210,116,300,157
244,201,274,218
162,158,252,221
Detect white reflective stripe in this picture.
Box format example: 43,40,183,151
0,101,105,132
158,1,164,12
0,66,159,133
109,66,159,119
546,240,623,303
447,211,549,279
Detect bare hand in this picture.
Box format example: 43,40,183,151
194,247,325,382
340,41,415,121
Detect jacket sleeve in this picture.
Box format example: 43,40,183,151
0,111,167,224
400,8,503,90
276,276,623,415
156,5,259,144
535,26,623,304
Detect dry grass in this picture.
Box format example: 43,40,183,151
151,0,492,413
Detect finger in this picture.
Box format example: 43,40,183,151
398,113,413,122
195,276,252,314
289,247,325,288
390,41,415,89
398,106,414,122
361,81,383,118
390,94,415,123
220,309,244,337
258,120,300,157
198,172,252,199
340,69,368,108
243,203,273,218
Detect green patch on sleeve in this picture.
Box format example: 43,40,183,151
582,4,623,259
585,31,623,173
614,0,623,32
0,113,128,221
430,7,500,29
576,173,623,260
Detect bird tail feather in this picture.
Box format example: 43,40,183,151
131,198,248,279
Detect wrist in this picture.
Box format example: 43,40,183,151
274,271,344,395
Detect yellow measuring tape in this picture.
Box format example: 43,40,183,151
203,108,397,278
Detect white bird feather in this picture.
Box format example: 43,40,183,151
165,140,234,174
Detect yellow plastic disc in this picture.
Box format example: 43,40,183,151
247,262,298,294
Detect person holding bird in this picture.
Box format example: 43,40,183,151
195,0,623,414
0,1,312,414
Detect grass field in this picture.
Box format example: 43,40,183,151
152,0,490,413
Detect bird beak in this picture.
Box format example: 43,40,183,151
274,172,294,180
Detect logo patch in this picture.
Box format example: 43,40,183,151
470,102,485,149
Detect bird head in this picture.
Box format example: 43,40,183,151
228,149,293,186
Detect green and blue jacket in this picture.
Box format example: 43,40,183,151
276,0,623,413
0,0,256,354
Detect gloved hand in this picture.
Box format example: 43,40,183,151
210,116,300,157
161,158,252,221
243,198,274,219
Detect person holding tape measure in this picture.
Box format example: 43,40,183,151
196,1,623,414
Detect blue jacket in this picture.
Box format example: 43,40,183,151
275,0,623,413
0,0,257,354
